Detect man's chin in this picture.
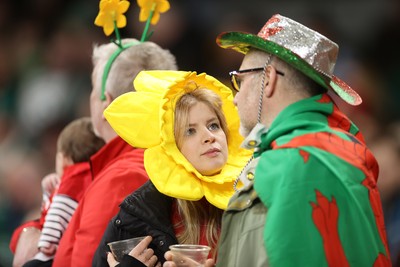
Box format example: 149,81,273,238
239,126,251,138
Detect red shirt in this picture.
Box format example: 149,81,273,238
53,136,149,267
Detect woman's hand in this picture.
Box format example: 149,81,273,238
162,251,215,267
107,236,161,267
106,252,119,267
130,236,160,266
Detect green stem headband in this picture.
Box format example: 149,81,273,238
100,4,156,101
100,41,138,101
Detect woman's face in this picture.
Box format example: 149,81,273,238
179,102,228,176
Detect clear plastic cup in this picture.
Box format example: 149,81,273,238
107,236,146,262
169,244,211,267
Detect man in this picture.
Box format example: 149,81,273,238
11,39,177,267
165,14,390,267
52,39,177,267
216,14,391,266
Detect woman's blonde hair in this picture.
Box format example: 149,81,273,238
173,86,228,258
175,199,223,258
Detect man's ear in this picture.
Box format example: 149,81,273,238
105,91,114,105
264,66,278,98
101,91,114,120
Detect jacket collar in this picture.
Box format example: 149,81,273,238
261,94,361,153
90,136,134,178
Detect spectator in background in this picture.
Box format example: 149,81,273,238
370,122,400,266
11,117,105,267
0,149,43,267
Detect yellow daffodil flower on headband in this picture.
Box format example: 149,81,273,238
138,0,170,25
138,0,170,41
94,0,170,43
93,0,171,100
94,0,130,37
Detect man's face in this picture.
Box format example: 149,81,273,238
233,54,264,137
90,63,104,138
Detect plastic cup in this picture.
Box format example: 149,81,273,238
107,236,146,262
169,244,211,267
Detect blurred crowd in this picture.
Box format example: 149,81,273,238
1,0,400,265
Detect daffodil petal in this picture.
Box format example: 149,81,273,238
139,9,150,22
104,21,115,36
94,13,104,26
105,91,164,149
203,181,235,210
157,1,170,12
116,15,127,28
150,12,160,24
118,1,130,13
99,0,107,10
136,0,146,8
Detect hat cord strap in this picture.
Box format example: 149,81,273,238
257,55,272,123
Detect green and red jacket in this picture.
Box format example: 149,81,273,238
254,94,390,266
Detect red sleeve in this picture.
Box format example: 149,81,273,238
57,162,92,202
9,220,41,253
53,155,148,267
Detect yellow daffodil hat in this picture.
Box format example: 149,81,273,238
104,70,252,210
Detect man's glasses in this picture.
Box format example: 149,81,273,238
229,67,285,92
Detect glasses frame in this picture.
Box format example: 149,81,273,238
229,67,285,92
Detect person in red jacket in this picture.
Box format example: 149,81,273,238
50,39,177,267
10,117,105,267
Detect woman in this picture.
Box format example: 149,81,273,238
92,71,251,267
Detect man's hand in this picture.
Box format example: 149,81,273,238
12,227,41,267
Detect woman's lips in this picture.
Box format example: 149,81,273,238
202,148,221,157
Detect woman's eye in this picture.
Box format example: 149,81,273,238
185,128,196,136
208,122,221,131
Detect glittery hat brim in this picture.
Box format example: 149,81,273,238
216,31,362,106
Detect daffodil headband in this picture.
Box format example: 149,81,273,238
94,0,170,101
104,70,252,209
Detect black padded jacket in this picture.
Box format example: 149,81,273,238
92,180,179,267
